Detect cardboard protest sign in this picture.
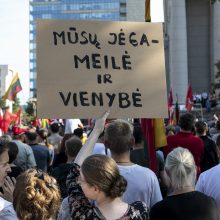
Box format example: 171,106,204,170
37,20,167,118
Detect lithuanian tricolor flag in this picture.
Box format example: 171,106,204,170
3,73,22,101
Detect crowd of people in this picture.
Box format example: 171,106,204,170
0,112,220,219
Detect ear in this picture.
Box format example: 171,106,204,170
104,139,110,148
93,185,100,194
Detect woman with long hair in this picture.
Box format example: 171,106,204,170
67,111,149,219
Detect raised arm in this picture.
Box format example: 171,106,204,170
74,111,110,166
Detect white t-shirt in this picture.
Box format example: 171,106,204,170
0,197,18,220
64,119,82,134
196,164,220,205
118,164,162,208
92,143,111,156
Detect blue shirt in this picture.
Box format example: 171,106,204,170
30,144,50,171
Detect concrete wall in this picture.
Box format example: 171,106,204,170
186,0,210,93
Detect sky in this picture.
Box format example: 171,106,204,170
0,0,164,105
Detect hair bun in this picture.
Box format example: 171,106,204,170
109,175,127,198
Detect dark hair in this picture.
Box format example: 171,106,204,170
81,155,127,198
50,123,60,133
179,113,195,131
38,129,50,147
58,133,74,153
0,143,8,156
104,120,133,154
216,134,220,148
25,131,38,142
7,142,19,164
195,121,207,136
65,136,82,158
216,121,220,131
73,128,83,139
133,124,143,144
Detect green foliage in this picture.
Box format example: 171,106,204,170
25,101,35,116
215,61,220,79
12,97,21,113
0,97,6,109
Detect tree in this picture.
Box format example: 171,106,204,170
12,97,21,113
215,61,220,79
0,97,6,109
25,101,35,116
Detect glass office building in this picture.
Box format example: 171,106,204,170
29,0,130,97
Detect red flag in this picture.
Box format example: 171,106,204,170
0,110,17,134
141,119,157,173
186,85,193,111
15,108,22,125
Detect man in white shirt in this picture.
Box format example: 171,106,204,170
104,119,162,208
64,119,83,134
196,164,220,205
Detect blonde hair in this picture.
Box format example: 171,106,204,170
165,147,196,190
13,169,61,220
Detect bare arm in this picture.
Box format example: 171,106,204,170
74,111,110,166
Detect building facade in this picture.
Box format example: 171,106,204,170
164,0,220,104
0,65,16,110
29,0,145,97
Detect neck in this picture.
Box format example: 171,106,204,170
180,129,192,133
111,152,133,165
172,186,194,195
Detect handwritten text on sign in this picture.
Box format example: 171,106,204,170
37,20,167,118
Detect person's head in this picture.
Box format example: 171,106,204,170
65,136,82,159
166,125,176,136
13,169,60,220
165,147,196,191
79,154,127,200
104,120,134,154
133,124,144,146
58,133,75,153
73,128,83,139
179,113,195,132
25,131,38,144
216,121,220,131
0,135,12,143
38,128,49,141
0,142,11,187
7,142,19,164
195,121,208,136
12,126,28,141
50,123,60,134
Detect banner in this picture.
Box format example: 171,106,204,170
37,20,167,118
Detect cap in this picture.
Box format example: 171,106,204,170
13,126,29,136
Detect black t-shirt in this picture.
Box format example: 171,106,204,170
150,191,220,220
199,135,219,172
50,163,72,199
